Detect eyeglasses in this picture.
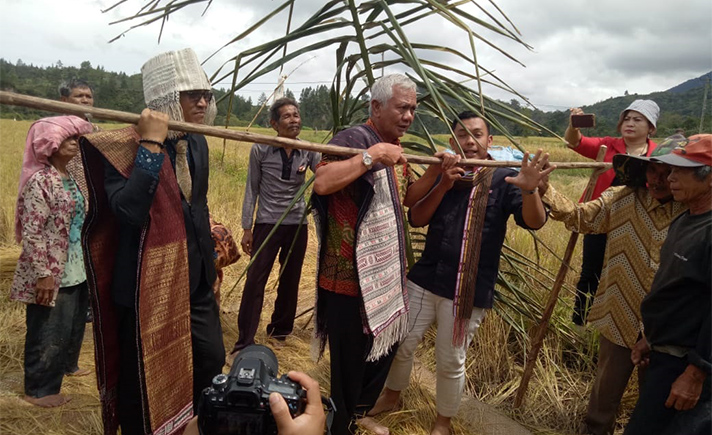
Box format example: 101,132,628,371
182,90,214,103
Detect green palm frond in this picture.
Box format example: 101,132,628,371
111,0,576,345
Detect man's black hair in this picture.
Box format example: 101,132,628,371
58,78,93,98
450,111,491,135
269,97,299,123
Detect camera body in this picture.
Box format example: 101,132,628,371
198,345,306,435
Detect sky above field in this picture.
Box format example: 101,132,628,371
1,0,710,112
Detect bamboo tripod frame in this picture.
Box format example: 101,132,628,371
514,146,608,407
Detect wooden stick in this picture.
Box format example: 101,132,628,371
0,91,611,170
513,146,608,408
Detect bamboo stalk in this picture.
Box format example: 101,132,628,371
513,146,608,408
0,91,611,170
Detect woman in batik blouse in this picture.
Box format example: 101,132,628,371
11,115,93,407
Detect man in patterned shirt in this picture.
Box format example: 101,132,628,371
540,135,688,435
625,134,711,435
311,73,457,435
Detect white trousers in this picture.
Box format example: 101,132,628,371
385,280,486,417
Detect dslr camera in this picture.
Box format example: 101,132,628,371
198,344,307,435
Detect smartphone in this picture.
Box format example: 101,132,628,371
571,113,596,128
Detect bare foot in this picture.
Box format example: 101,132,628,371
368,388,400,416
268,336,287,349
226,351,238,367
357,416,389,435
67,368,92,377
23,394,71,408
430,414,452,435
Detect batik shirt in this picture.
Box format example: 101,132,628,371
543,184,687,349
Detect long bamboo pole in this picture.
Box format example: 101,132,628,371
513,146,608,408
0,91,611,170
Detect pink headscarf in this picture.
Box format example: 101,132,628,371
15,116,93,243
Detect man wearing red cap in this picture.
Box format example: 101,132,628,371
624,134,712,435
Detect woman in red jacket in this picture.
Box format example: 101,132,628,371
564,99,659,326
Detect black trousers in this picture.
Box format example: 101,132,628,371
624,351,711,435
322,290,398,435
573,233,607,325
233,224,308,353
24,281,88,397
117,275,225,434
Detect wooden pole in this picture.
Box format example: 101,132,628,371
513,146,608,408
0,91,611,170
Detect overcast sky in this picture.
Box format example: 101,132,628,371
1,0,710,112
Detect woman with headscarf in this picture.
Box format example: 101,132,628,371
11,115,94,407
564,99,660,327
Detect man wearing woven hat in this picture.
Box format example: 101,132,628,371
624,134,712,435
81,48,224,435
538,135,687,435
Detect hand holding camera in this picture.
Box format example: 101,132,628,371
269,371,326,435
197,345,329,435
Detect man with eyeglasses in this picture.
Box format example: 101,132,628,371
81,48,224,435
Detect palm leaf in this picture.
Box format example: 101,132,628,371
110,0,578,350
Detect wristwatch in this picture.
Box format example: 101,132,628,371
362,151,373,170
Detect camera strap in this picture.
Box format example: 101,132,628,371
322,396,336,435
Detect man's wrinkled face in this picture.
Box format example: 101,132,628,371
371,86,417,142
271,104,301,139
667,166,712,204
61,86,94,106
180,90,212,124
645,162,672,201
449,117,492,162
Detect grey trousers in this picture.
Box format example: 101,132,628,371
585,335,645,435
24,281,88,397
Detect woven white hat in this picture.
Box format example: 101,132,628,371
141,48,217,130
620,99,659,128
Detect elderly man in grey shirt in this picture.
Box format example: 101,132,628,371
231,97,320,358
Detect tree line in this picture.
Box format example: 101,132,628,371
0,59,337,132
0,59,708,137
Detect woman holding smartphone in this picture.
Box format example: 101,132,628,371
564,99,659,328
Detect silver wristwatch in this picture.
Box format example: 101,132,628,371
362,151,373,170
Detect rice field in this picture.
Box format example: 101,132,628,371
0,118,643,434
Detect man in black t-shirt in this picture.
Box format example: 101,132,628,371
625,134,712,435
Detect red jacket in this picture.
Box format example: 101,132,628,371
573,136,657,201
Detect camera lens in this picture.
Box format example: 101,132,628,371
233,344,279,377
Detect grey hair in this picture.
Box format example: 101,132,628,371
693,165,712,180
270,97,299,123
369,74,416,116
58,78,93,98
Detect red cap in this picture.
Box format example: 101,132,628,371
652,134,712,167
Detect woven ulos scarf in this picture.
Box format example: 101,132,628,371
81,127,193,435
355,165,409,361
452,166,494,347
